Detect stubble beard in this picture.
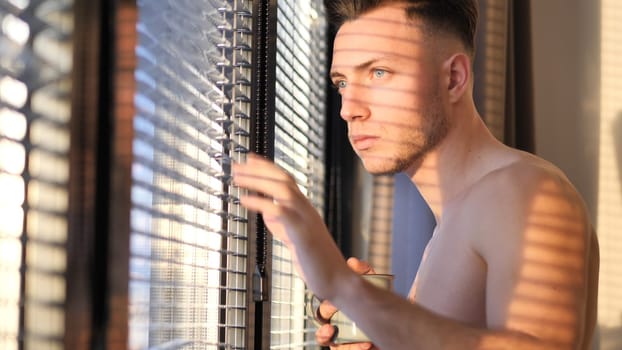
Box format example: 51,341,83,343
367,92,449,176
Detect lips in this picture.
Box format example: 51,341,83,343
350,135,379,151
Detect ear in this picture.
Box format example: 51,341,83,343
443,53,471,103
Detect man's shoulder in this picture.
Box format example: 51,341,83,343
469,151,583,209
458,151,591,242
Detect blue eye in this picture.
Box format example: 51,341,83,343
373,69,386,79
336,80,347,89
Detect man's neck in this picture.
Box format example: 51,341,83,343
405,107,504,222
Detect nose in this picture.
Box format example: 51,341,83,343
339,85,371,121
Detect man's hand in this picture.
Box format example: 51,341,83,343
315,258,379,349
232,154,351,299
233,156,382,349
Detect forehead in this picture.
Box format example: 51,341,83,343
332,5,428,66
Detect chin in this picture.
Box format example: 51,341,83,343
360,156,404,176
359,150,426,176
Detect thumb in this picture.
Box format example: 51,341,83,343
346,257,376,274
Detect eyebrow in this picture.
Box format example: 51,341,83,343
329,55,395,80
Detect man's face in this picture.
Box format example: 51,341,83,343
330,5,449,175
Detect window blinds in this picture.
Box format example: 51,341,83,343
129,1,252,349
0,0,73,349
367,176,395,274
271,1,327,348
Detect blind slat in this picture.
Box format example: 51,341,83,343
129,1,252,349
0,1,74,349
271,1,327,349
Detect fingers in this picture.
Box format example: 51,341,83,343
346,257,376,275
236,194,292,222
233,153,293,185
315,326,374,349
315,324,336,346
315,324,376,350
232,154,304,214
316,322,375,349
318,299,338,322
232,168,294,203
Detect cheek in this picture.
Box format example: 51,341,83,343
369,98,425,132
373,109,413,131
369,78,425,110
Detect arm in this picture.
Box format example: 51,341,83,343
327,274,569,350
315,258,378,350
233,155,593,350
326,181,591,350
232,154,352,297
341,170,593,350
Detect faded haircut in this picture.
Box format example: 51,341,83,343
326,0,479,56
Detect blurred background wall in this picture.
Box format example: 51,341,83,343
531,1,622,348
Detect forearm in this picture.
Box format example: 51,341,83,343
331,276,575,350
284,222,354,300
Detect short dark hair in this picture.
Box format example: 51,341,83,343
326,0,479,55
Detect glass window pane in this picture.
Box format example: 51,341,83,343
0,1,73,348
272,1,327,348
129,1,252,349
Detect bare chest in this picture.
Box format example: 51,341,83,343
409,227,487,327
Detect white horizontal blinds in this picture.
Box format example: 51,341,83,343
129,1,252,349
272,1,326,348
0,0,73,349
480,0,508,141
367,176,395,274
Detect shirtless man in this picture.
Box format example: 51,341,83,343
232,1,599,349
